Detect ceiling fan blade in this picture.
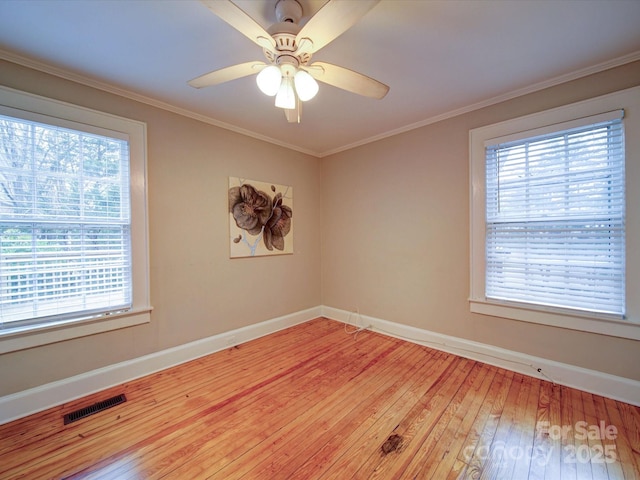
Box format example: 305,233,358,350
200,0,276,52
306,62,389,99
188,61,266,88
295,0,380,54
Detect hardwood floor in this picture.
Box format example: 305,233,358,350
1,318,639,479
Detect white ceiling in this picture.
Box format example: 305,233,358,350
0,0,639,157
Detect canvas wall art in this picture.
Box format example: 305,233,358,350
228,177,293,258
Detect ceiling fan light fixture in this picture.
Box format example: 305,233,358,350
275,75,296,109
256,65,282,96
190,0,390,121
294,70,319,101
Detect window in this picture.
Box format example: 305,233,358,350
485,112,624,316
0,86,150,353
1,115,132,324
470,86,640,339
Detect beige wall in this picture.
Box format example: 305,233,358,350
0,60,322,396
321,61,640,381
1,59,639,400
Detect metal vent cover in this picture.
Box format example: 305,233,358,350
63,393,127,425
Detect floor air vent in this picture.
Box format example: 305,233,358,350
63,393,127,425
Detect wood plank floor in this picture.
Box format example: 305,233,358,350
1,318,639,479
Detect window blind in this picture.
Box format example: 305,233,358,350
0,114,132,328
484,113,625,316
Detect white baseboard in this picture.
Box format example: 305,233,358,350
0,306,321,425
321,305,640,407
3,304,637,426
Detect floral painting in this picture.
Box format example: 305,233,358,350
228,177,293,257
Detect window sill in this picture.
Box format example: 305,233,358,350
0,307,153,354
469,299,640,340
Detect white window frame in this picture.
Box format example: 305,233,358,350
469,86,640,340
0,86,151,353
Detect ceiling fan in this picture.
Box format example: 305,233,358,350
189,0,389,123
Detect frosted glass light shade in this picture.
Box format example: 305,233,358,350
256,65,282,96
294,70,319,101
275,76,296,109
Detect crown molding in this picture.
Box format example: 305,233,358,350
0,49,318,157
2,48,639,159
317,50,640,157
